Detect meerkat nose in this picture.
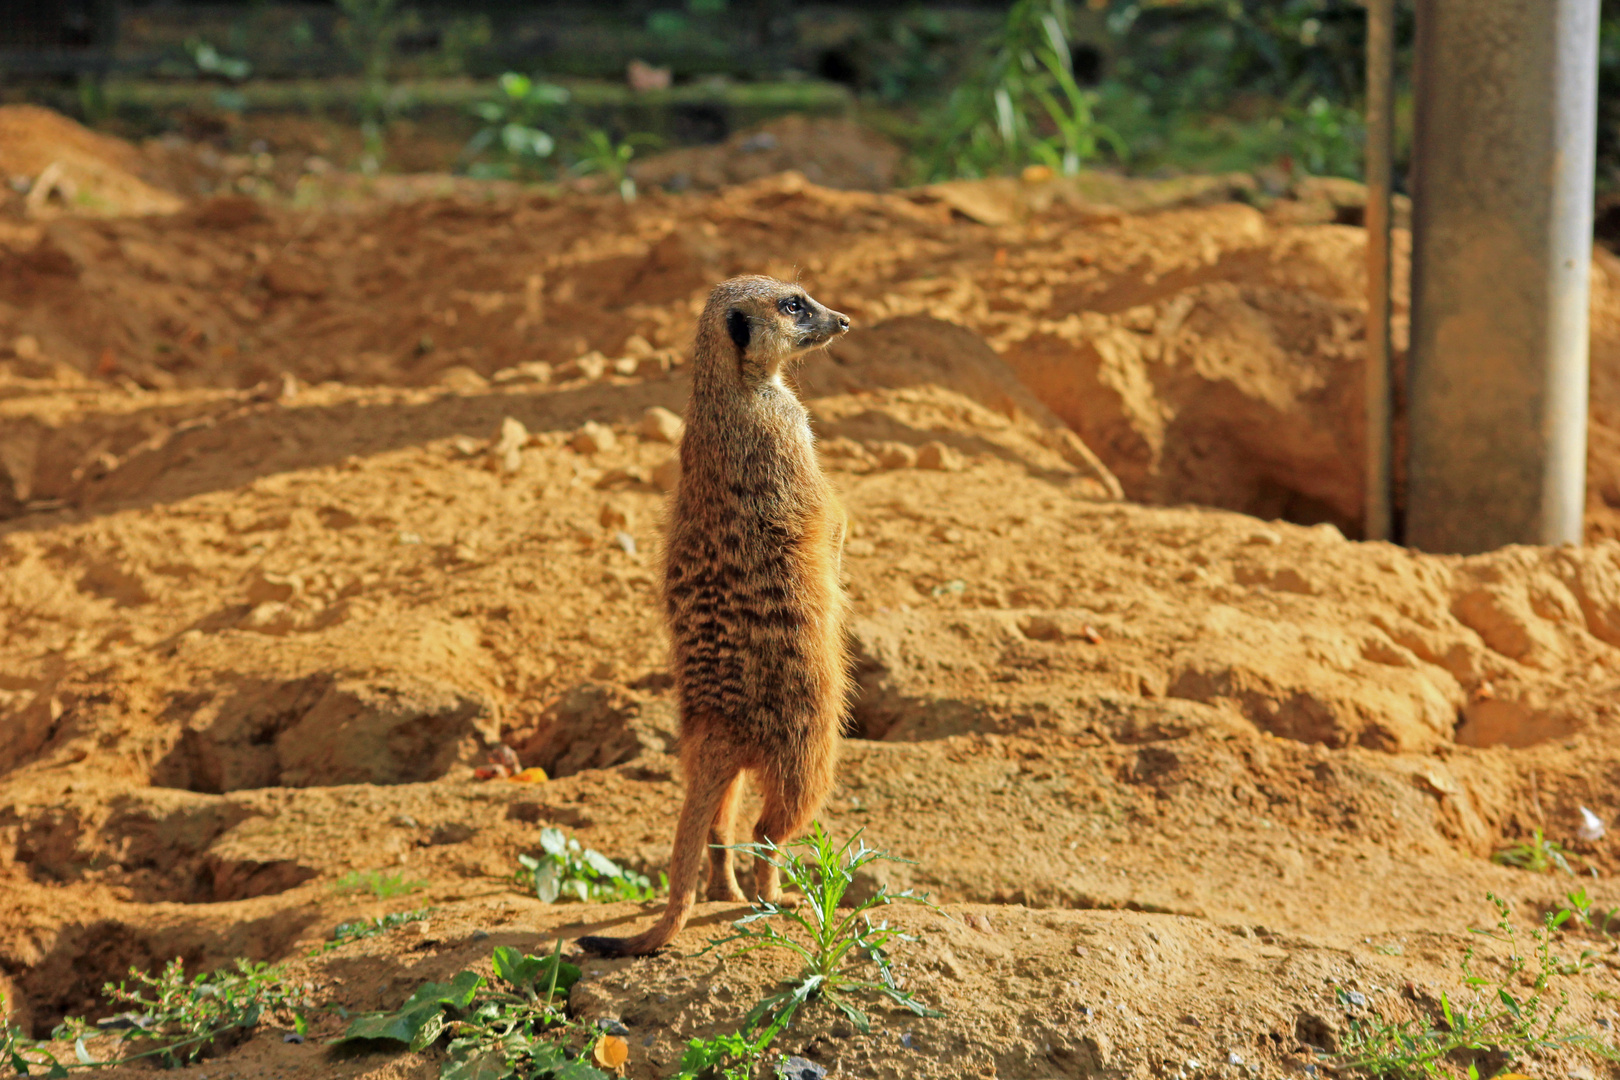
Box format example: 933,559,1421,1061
835,314,851,332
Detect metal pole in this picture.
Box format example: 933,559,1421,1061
1363,0,1396,543
1406,0,1598,554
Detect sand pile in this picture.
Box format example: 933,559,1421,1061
0,106,185,218
4,114,1620,1080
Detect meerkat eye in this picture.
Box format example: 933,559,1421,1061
780,296,803,316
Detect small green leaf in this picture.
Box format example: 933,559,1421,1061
73,1038,91,1065
440,1048,511,1080
581,849,622,878
539,828,567,856
409,1010,445,1052
554,1059,611,1080
535,860,561,904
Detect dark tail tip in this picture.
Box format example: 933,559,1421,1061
576,934,635,957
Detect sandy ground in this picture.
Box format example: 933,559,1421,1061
4,106,1620,1080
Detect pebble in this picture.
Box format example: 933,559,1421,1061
613,357,640,376
283,1033,305,1044
614,531,637,555
875,442,918,470
559,351,608,381
652,456,681,493
622,334,654,358
780,1056,827,1079
916,440,964,471
639,406,685,444
1244,529,1282,546
489,416,529,474
471,929,490,941
391,814,418,828
571,421,617,455
596,1018,630,1036
1345,991,1368,1008
1228,1053,1244,1066
491,361,553,385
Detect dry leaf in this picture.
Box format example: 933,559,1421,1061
593,1035,629,1070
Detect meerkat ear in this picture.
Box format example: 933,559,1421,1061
726,309,751,352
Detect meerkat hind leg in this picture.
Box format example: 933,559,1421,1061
705,771,748,902
577,741,741,956
751,769,825,904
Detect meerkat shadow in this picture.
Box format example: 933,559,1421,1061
559,901,755,944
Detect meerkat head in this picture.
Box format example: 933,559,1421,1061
698,275,851,387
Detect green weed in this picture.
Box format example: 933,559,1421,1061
919,0,1123,181
1332,895,1620,1080
335,0,408,170
705,823,942,1035
516,827,663,904
338,941,615,1079
331,870,429,899
308,908,435,956
571,130,660,201
464,73,569,179
35,959,309,1072
671,1013,795,1080
1492,829,1578,876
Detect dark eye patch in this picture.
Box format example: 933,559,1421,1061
779,296,806,316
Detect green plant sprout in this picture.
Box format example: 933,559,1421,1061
464,73,570,179
704,823,942,1035
307,908,435,956
338,941,614,1079
922,0,1123,181
12,959,309,1074
671,1010,796,1080
331,869,430,899
515,827,663,903
1492,829,1577,876
571,130,660,201
1331,895,1620,1080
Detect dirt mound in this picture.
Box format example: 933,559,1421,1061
631,114,903,193
7,166,1620,1078
3,166,1615,540
0,106,185,218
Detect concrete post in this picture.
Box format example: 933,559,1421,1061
1406,0,1599,554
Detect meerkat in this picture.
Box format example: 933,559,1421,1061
578,275,852,957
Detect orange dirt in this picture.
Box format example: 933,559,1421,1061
4,108,1620,1080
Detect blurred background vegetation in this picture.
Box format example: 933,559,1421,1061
3,0,1616,198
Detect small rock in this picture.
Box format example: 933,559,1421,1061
436,365,488,391
571,421,617,455
450,435,482,457
639,406,684,444
596,1018,630,1036
614,531,637,555
1345,991,1368,1008
622,334,654,358
488,416,529,474
283,1033,305,1044
238,601,294,635
635,352,674,378
613,357,639,376
1228,1053,1244,1066
470,929,490,941
874,442,918,470
559,351,607,381
600,503,631,530
916,441,964,471
779,1056,828,1079
491,361,553,385
1578,805,1606,841
899,1032,913,1049
1569,1068,1596,1080
652,456,681,492
1244,529,1282,546
391,814,418,828
246,570,302,605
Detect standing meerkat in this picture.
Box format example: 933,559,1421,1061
578,275,852,957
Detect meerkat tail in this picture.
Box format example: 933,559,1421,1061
577,752,741,957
